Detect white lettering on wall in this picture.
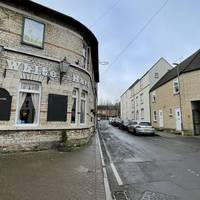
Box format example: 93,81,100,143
72,74,89,87
7,59,57,78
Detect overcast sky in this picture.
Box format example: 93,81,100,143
34,0,200,103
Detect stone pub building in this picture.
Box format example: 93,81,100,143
0,0,99,152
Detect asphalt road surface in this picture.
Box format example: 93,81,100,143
99,120,200,200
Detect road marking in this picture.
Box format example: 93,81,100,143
96,132,112,200
110,163,123,186
100,133,124,186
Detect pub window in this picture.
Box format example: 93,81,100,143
0,88,12,121
16,80,41,125
47,94,68,121
71,89,78,124
82,43,89,69
22,17,45,48
80,91,87,124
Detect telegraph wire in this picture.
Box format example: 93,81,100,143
102,0,169,75
90,0,121,28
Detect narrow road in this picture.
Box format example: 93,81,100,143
99,120,200,200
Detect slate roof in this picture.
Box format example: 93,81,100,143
150,49,200,92
0,0,99,82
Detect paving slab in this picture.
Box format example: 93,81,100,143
0,134,105,200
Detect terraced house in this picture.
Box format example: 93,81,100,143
121,58,172,122
0,0,99,152
150,49,200,136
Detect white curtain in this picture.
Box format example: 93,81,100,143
18,92,27,122
31,93,39,123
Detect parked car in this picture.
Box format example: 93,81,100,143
111,118,121,127
130,121,155,135
119,120,134,131
127,121,138,133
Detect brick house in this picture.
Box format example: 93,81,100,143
0,0,99,152
150,49,200,136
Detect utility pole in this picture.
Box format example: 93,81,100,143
173,63,184,135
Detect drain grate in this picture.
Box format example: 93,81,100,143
113,191,130,200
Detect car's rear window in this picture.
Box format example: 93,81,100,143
139,122,151,126
130,122,137,125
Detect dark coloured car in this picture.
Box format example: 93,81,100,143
111,118,121,127
119,120,134,131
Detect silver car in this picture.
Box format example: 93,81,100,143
128,121,155,135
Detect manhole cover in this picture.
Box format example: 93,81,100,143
113,191,130,200
140,191,178,200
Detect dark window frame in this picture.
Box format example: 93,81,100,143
47,94,68,122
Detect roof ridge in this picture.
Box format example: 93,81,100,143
181,49,200,73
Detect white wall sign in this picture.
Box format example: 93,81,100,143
72,74,89,87
7,59,57,78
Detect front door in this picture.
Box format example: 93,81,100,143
159,110,164,128
175,108,182,131
192,110,200,135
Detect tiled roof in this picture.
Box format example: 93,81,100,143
150,49,200,92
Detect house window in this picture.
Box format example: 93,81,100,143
141,108,144,120
71,89,78,124
169,108,173,117
152,91,156,103
153,111,157,122
132,111,135,120
140,93,143,104
16,80,41,125
154,73,159,78
136,96,138,106
131,99,134,109
136,110,139,121
140,80,143,89
80,91,87,124
173,79,179,94
22,17,45,48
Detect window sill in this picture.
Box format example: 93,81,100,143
15,123,39,128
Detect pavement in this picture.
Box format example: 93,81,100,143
99,121,200,200
0,134,106,200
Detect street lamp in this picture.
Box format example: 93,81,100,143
59,57,70,84
173,62,184,135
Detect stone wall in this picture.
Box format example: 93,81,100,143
0,126,95,153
